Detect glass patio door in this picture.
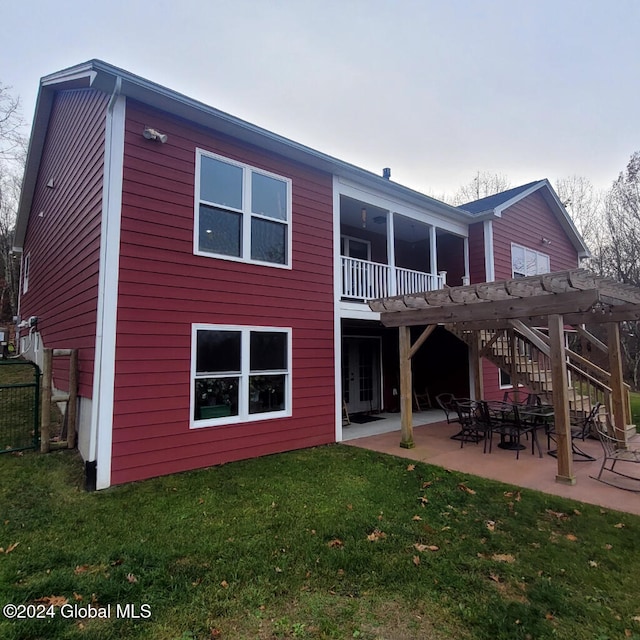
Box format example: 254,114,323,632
342,337,381,414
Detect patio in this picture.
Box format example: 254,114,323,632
343,411,640,516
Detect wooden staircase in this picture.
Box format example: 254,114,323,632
448,323,636,438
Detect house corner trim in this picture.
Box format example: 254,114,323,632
90,92,126,490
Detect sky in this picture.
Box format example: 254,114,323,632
2,0,638,199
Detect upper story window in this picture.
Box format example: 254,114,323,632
195,150,292,268
511,243,550,278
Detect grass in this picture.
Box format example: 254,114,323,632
1,447,640,640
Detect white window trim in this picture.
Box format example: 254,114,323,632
22,252,30,294
341,235,372,260
190,323,292,429
511,242,550,278
194,149,292,269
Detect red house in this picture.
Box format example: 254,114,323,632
14,60,589,489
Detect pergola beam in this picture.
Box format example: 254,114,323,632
379,290,600,327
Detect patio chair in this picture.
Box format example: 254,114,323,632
486,401,544,459
436,393,460,424
413,387,432,412
547,402,601,462
451,399,491,450
590,416,640,492
502,390,540,406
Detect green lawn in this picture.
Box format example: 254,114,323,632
1,446,639,640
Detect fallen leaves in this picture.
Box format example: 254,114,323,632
414,543,439,552
327,539,344,549
504,491,521,502
545,509,569,520
0,542,19,554
565,534,578,542
367,529,386,542
458,483,476,495
491,553,516,564
34,595,68,607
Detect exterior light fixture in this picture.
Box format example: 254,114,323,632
143,127,168,144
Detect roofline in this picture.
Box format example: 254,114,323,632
15,59,470,249
465,179,590,259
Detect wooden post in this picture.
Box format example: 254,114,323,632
509,329,519,396
40,348,52,453
399,326,415,449
67,349,78,449
607,322,627,442
548,314,575,485
470,331,484,400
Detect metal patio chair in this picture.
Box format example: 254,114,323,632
591,415,640,492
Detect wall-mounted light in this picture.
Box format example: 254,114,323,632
361,207,367,228
541,237,552,246
143,127,168,144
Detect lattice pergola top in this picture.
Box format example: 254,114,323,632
369,269,640,327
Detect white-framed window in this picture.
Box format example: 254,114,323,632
194,150,292,268
341,236,371,261
22,253,30,294
511,243,550,278
191,324,292,428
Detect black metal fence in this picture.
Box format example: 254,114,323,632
0,359,40,453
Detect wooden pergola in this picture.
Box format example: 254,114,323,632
369,269,640,485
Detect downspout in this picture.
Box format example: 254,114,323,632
86,76,122,491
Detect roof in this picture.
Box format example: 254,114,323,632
14,60,590,260
458,179,590,259
458,181,541,215
14,59,469,250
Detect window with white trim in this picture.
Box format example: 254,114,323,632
195,150,291,267
191,324,291,427
22,253,30,294
511,243,550,278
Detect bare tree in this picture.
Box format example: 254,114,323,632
603,152,640,287
0,82,26,322
447,171,512,206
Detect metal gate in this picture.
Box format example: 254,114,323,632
0,359,40,453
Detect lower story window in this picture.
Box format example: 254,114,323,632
191,324,291,427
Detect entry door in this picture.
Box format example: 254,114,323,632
342,338,381,413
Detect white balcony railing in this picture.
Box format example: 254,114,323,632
341,256,445,301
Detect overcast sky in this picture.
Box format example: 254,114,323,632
2,0,638,198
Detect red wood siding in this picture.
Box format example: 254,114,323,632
110,101,335,484
468,221,486,284
20,89,107,397
492,191,579,281
482,190,579,400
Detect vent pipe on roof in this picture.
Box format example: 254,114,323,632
382,167,391,179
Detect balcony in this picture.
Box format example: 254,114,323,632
341,256,445,301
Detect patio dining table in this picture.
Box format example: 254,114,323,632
485,401,547,458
